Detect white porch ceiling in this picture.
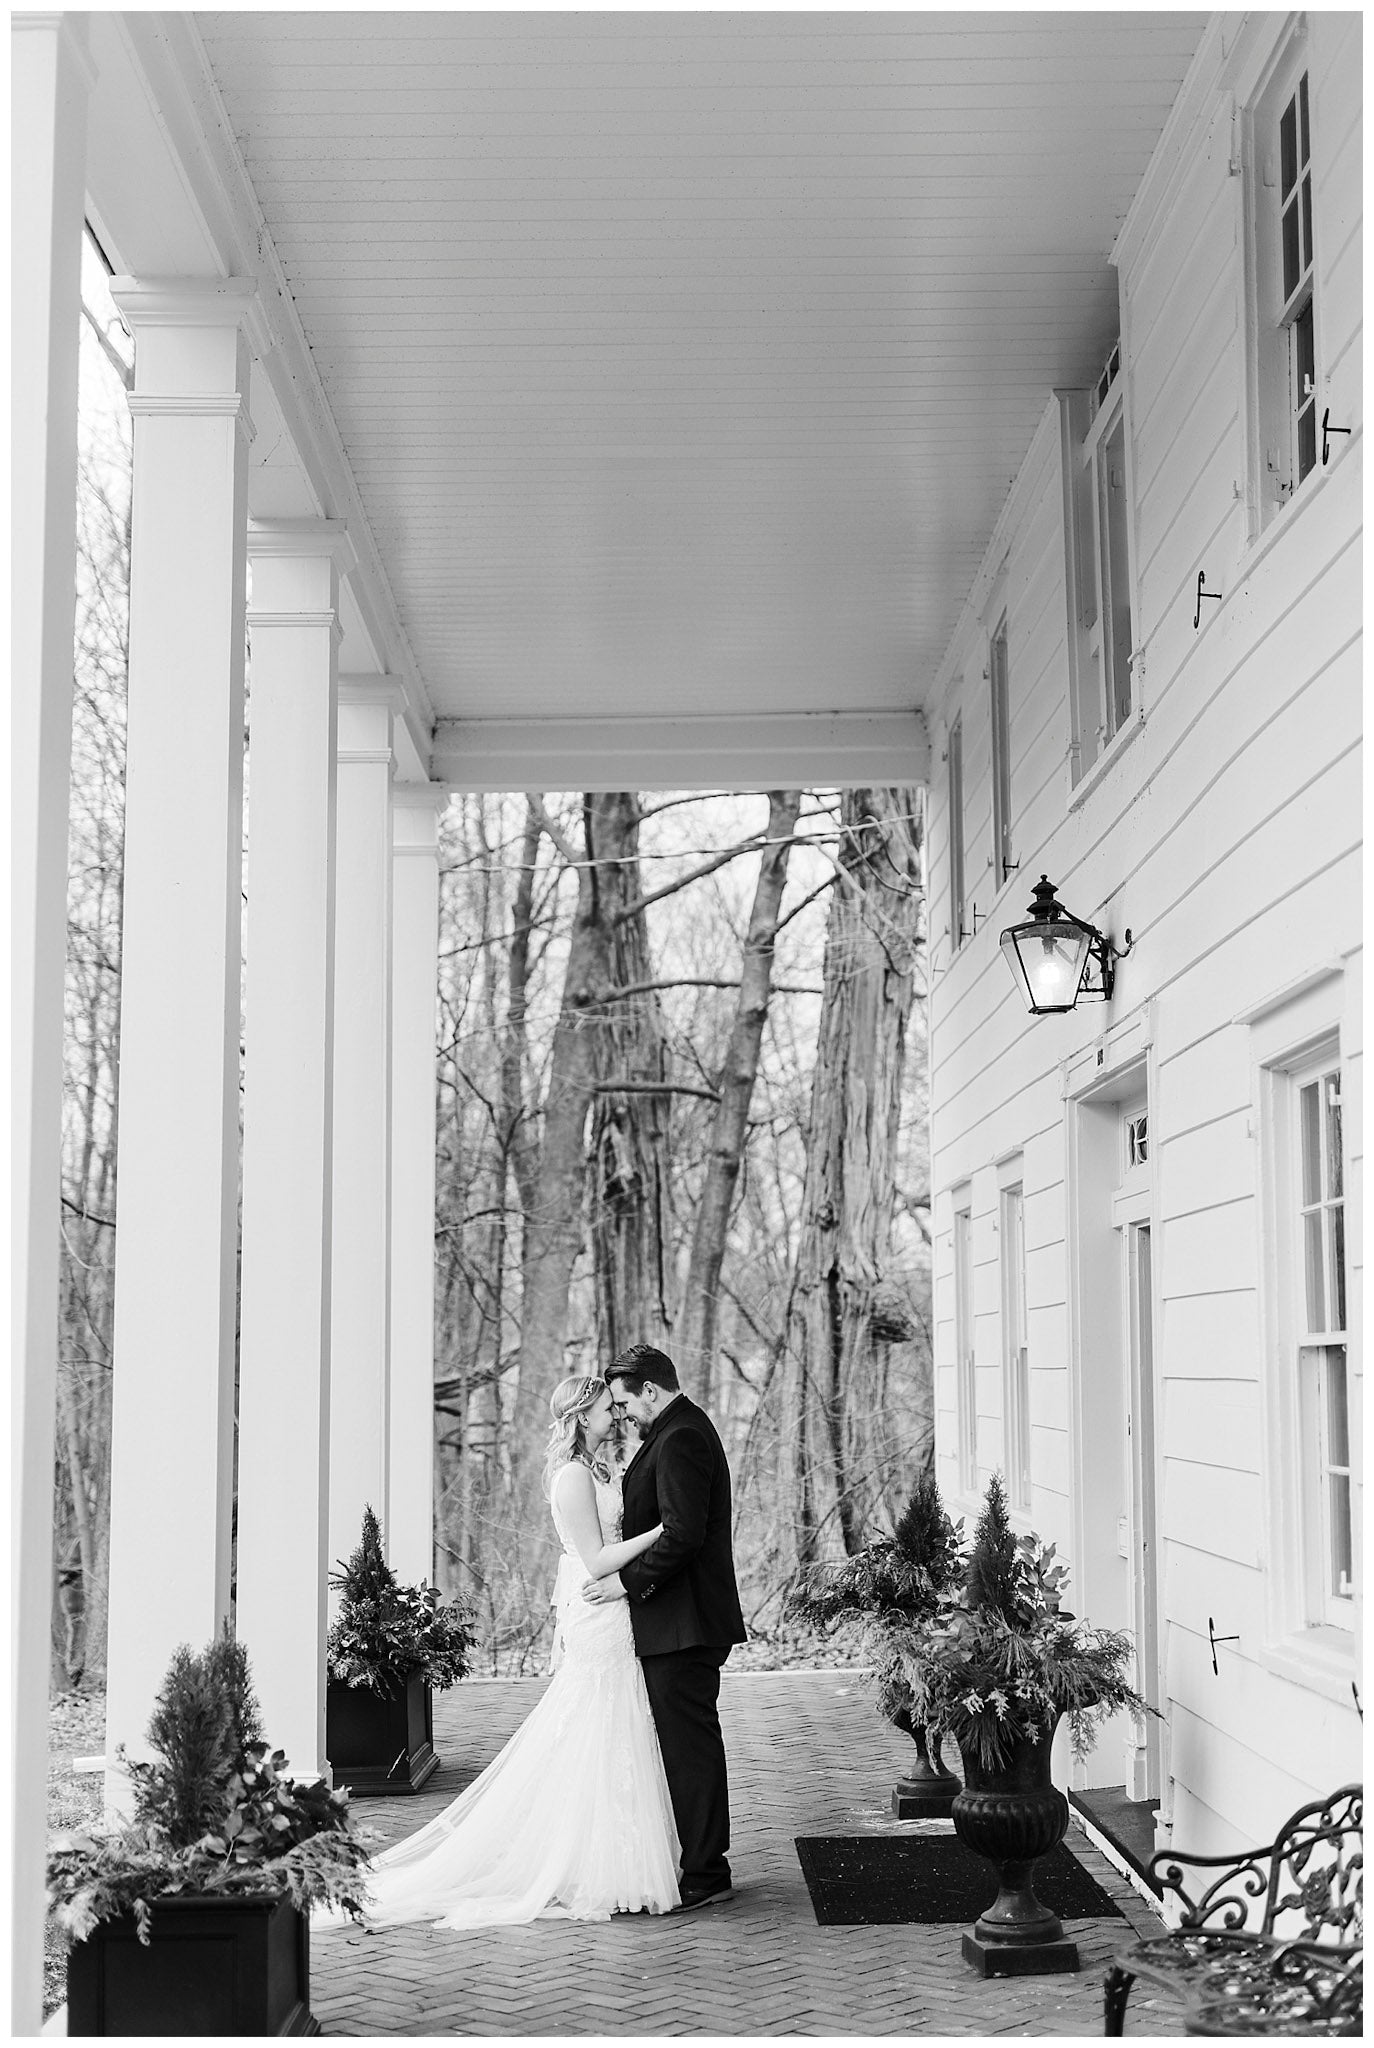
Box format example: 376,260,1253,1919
195,10,1208,741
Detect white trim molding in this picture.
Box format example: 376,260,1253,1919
248,517,357,577
431,710,929,793
109,273,274,358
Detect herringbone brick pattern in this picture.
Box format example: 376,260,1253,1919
312,1671,1185,2036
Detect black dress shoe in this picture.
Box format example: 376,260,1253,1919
672,1880,734,1912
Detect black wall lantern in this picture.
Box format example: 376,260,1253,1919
999,875,1132,1015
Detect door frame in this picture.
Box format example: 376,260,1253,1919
1063,1007,1166,1799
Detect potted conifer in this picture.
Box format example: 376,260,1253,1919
48,1633,369,2036
899,1474,1153,1976
326,1505,476,1796
786,1469,965,1816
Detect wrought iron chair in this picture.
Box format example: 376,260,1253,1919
1103,1784,1362,2036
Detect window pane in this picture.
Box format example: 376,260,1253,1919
1281,95,1297,197
1296,300,1315,393
1331,1206,1346,1333
1283,198,1301,301
1303,1210,1326,1330
1299,73,1310,166
1299,1079,1321,1204
1326,1348,1349,1467
1324,1071,1342,1195
1301,173,1313,274
1329,1475,1352,1599
1297,395,1316,483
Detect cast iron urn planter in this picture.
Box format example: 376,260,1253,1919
951,1719,1080,1976
327,1669,439,1796
891,1707,962,1818
66,1893,319,2036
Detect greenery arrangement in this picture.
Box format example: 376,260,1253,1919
47,1634,371,1945
786,1468,963,1730
789,1470,1152,1775
327,1505,477,1695
899,1473,1152,1772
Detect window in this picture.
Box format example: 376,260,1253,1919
1264,1033,1354,1638
1290,1056,1352,1625
988,611,1014,884
954,1204,976,1492
1000,1183,1031,1511
1249,39,1319,522
1059,336,1134,784
947,714,966,947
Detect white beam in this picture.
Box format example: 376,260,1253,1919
236,522,350,1779
104,276,255,1810
10,14,94,2033
431,711,930,793
329,680,399,1578
388,786,447,1587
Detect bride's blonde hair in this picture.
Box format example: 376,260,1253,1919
543,1375,613,1498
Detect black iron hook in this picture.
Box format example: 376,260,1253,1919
1208,1616,1240,1676
1321,407,1352,466
1193,569,1222,630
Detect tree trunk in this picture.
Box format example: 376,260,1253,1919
516,797,617,1411
679,790,802,1403
589,793,675,1364
785,787,924,1560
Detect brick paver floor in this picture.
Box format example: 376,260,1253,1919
312,1670,1186,2036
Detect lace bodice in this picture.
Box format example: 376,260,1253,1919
551,1463,622,1558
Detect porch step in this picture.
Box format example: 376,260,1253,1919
1068,1785,1161,1896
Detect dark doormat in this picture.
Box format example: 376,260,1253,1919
795,1834,1126,1926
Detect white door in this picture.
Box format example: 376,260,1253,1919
1113,1104,1161,1800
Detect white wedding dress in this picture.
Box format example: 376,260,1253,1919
319,1471,681,1930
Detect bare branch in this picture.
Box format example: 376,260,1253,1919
597,976,822,1002
773,869,840,936
591,1079,722,1103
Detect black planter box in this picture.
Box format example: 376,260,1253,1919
327,1671,439,1795
67,1893,318,2036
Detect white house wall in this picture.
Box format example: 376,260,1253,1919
926,12,1362,1853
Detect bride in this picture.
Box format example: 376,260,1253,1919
319,1375,682,1929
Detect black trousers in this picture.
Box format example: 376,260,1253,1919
640,1645,731,1887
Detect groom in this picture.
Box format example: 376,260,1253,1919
583,1342,747,1910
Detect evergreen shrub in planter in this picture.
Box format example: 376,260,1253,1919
786,1469,966,1814
48,1634,369,2036
326,1506,476,1795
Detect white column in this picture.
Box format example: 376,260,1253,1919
10,15,93,2033
389,786,447,1585
329,680,400,1579
236,522,352,1778
103,278,263,1805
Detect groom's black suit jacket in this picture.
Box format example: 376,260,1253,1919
618,1396,747,1656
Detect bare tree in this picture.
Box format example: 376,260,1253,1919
588,793,676,1361
678,790,803,1402
782,787,927,1562
54,315,132,1685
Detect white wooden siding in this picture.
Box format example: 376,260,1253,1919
926,11,1362,1849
